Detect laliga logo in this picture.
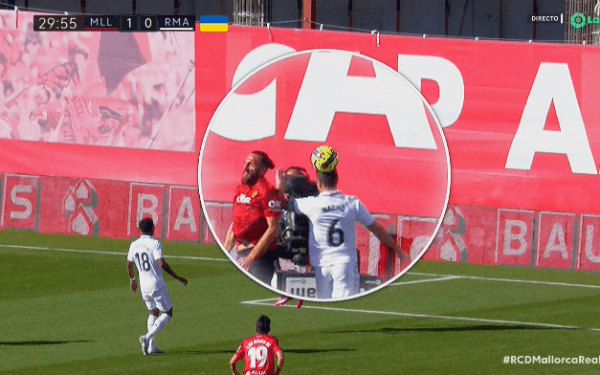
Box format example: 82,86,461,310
62,179,100,236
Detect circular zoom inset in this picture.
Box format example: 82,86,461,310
199,49,451,302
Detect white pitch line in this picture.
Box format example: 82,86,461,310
0,244,229,262
242,299,600,332
390,275,460,286
408,271,600,290
244,297,281,304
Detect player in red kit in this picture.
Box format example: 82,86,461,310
230,315,284,375
224,151,282,285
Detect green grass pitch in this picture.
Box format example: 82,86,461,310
1,231,600,374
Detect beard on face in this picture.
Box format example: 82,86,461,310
242,168,260,186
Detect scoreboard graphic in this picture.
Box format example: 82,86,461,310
33,15,196,32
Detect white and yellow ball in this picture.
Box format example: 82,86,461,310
311,145,339,173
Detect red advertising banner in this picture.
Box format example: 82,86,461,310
6,15,600,275
1,171,599,275
195,25,600,217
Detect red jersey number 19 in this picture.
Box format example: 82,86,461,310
249,345,268,369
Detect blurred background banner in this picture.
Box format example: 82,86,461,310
0,10,196,183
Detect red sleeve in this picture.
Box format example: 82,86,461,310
233,344,244,360
261,186,282,219
272,337,283,355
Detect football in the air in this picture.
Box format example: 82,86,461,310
311,145,339,173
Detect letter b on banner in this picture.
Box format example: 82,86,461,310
129,184,167,239
496,210,534,267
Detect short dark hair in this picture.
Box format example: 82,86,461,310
256,315,271,334
139,218,155,235
317,169,338,189
252,151,275,170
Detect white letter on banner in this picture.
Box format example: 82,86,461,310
506,63,596,174
174,196,197,232
137,194,159,226
285,52,437,149
397,55,464,128
210,44,296,141
584,225,600,262
544,222,569,259
503,220,528,256
10,185,33,219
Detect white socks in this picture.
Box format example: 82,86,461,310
147,315,158,349
145,314,171,341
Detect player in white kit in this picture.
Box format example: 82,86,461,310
293,170,404,299
127,218,188,355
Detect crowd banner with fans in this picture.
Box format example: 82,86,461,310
0,10,197,185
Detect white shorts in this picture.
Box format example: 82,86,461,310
314,262,359,299
141,285,173,312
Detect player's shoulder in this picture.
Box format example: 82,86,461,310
129,236,143,246
240,335,255,346
267,335,282,349
234,182,247,194
268,334,280,343
337,192,361,204
132,235,161,247
295,194,316,203
256,177,278,194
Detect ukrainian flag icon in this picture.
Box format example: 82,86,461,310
200,15,229,32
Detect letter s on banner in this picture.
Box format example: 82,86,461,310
10,185,33,220
210,44,296,141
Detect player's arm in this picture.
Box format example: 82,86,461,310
366,221,407,261
157,258,188,286
127,260,138,292
229,351,243,375
357,199,408,262
223,223,235,252
275,349,284,375
239,216,280,271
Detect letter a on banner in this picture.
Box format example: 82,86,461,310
544,222,569,260
506,63,596,174
285,52,437,150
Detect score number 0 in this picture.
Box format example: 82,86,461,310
141,15,157,31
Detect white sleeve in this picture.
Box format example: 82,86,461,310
355,199,375,227
293,197,311,216
126,243,134,262
153,240,164,261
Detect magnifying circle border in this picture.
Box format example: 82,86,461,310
198,48,451,303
